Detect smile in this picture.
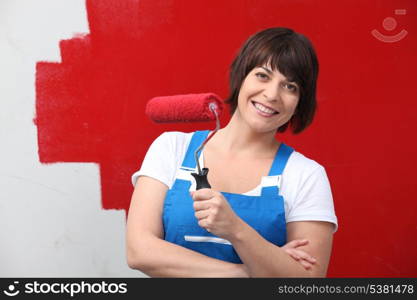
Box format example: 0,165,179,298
251,101,279,116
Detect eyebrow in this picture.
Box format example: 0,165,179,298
260,66,298,86
260,66,273,74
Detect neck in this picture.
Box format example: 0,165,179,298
208,111,279,158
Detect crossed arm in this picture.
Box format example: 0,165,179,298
126,176,334,277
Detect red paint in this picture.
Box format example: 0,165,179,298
35,0,417,276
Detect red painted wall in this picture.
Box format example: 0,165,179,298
35,0,417,277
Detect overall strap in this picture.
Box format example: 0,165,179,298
268,143,294,176
262,143,294,197
181,130,210,169
171,130,210,191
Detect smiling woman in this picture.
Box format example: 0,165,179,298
225,27,318,135
235,65,300,133
126,27,337,277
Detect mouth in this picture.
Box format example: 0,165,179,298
251,101,279,117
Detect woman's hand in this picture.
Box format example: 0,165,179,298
191,189,316,271
191,189,242,241
282,239,317,270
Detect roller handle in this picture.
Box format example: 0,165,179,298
191,168,211,190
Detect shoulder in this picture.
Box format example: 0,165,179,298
149,130,196,166
153,130,193,143
281,147,338,232
150,131,194,152
282,148,329,194
131,131,194,188
285,149,324,179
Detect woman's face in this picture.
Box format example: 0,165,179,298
236,64,300,133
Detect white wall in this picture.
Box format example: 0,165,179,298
0,0,141,277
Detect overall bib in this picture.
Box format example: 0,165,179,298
163,130,294,263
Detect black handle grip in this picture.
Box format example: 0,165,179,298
191,168,211,190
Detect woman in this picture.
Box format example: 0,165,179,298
126,27,337,277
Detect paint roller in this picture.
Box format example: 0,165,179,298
145,93,223,190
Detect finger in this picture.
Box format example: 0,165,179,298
197,218,210,230
285,249,301,261
282,239,303,250
191,188,216,201
292,249,317,264
193,200,211,211
286,239,309,249
195,209,210,220
299,259,313,270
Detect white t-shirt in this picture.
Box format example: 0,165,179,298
132,131,338,232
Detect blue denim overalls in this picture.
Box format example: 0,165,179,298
163,130,294,263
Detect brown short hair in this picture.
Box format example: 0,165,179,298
225,27,319,134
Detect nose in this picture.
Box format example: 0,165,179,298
262,82,280,102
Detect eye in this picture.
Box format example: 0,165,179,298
255,72,269,80
283,83,298,92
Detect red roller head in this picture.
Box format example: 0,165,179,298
146,93,224,123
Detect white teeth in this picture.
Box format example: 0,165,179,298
253,102,277,114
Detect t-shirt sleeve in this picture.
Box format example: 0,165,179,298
131,132,176,188
286,166,338,232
